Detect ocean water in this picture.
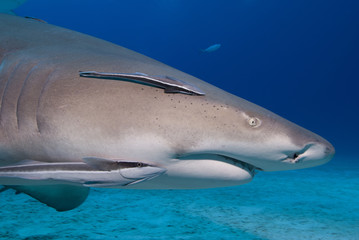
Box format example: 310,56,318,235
0,0,358,239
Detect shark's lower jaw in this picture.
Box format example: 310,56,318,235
177,153,259,177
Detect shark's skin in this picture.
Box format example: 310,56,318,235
0,14,334,210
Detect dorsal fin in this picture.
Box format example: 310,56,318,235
79,71,205,96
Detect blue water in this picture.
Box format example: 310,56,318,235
1,0,358,239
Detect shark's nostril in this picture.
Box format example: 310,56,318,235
324,145,335,156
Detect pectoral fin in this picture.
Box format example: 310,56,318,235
9,185,90,211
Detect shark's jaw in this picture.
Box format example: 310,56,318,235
178,153,259,176
138,140,335,190
120,153,258,189
206,139,335,173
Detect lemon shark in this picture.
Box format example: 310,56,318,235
0,14,334,211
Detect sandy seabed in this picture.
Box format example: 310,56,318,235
0,157,358,240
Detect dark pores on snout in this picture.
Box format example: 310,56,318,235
157,92,274,146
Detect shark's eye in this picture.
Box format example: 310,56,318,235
137,162,143,167
248,117,261,128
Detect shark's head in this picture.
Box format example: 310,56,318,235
213,106,335,172
190,92,335,169
150,90,335,189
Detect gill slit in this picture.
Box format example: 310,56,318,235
35,69,55,133
0,60,22,125
15,62,40,130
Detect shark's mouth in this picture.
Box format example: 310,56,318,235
178,153,259,176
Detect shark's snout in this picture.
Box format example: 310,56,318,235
238,116,336,172
282,139,335,169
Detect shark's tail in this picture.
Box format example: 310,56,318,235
0,0,27,15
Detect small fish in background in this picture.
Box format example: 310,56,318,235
201,43,221,53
